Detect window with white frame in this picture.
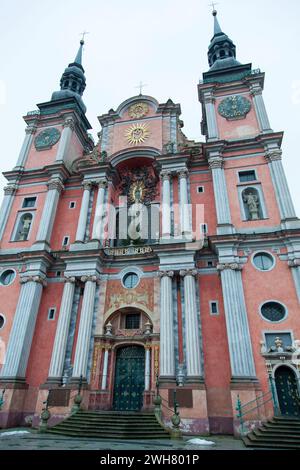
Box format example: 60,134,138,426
22,197,37,209
210,301,219,316
197,186,204,194
69,201,76,209
48,307,56,321
200,223,208,235
62,236,70,247
238,170,257,183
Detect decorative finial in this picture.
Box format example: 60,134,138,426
209,2,218,15
80,31,89,45
135,81,148,96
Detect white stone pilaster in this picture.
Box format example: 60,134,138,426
101,347,109,390
289,259,300,303
180,269,202,378
0,185,18,241
218,263,256,378
208,153,233,233
91,180,107,242
178,169,191,237
0,276,45,379
35,179,64,244
265,149,297,220
145,346,151,391
203,91,218,140
55,118,75,162
48,277,76,378
159,271,175,377
72,276,98,379
15,125,37,168
75,182,93,242
161,171,172,239
250,85,272,133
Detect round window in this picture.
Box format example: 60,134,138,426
123,272,139,289
261,302,286,322
253,253,274,271
0,269,16,286
0,315,5,329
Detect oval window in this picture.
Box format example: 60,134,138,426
123,273,139,289
0,314,5,329
0,270,16,286
261,302,286,322
253,253,274,271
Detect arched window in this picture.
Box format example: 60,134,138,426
242,188,263,220
15,213,33,241
220,50,226,58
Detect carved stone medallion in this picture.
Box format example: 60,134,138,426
218,95,251,120
34,128,61,150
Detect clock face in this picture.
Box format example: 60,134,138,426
34,128,61,150
128,102,149,119
125,123,150,146
218,95,251,120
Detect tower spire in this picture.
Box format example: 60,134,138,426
51,39,87,113
212,9,222,35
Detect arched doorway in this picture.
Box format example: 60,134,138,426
113,345,145,411
275,366,300,417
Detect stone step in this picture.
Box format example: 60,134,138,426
242,436,300,450
246,432,300,447
253,429,300,440
260,425,300,435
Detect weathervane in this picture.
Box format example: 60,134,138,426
135,81,148,96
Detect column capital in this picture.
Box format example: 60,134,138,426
179,269,198,278
160,170,171,181
250,83,263,96
47,178,65,193
4,184,18,196
25,125,38,135
288,259,300,268
217,263,243,272
20,275,47,287
177,168,189,179
80,275,100,284
208,155,224,170
158,270,174,279
203,90,215,104
64,276,76,284
63,117,75,131
265,149,282,162
82,180,94,191
94,179,108,189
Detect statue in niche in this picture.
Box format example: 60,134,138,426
243,191,260,220
164,141,175,154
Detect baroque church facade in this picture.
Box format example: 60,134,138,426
0,11,300,435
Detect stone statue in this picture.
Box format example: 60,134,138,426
243,191,260,220
274,337,284,353
164,141,175,154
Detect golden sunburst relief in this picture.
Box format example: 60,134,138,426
125,123,150,146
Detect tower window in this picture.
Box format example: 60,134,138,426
253,252,275,271
220,50,225,58
48,307,56,321
200,223,208,235
260,301,287,323
207,261,213,268
69,201,76,209
0,314,5,329
0,269,16,286
197,186,204,194
62,236,70,247
22,197,36,208
210,301,219,315
122,272,139,289
125,314,140,329
239,170,257,183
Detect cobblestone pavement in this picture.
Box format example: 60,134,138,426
0,429,247,450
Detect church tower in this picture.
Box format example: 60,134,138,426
0,12,300,435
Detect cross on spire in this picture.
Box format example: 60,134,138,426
135,81,148,95
80,31,89,43
209,2,219,13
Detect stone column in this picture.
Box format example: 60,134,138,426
75,181,93,243
55,117,75,162
101,347,110,390
35,178,64,245
208,152,233,234
289,259,300,303
145,345,151,391
250,84,272,133
265,149,297,221
91,180,107,243
0,276,45,379
158,271,175,378
161,171,172,239
72,276,98,379
15,124,37,168
180,269,202,378
0,184,18,241
48,277,76,380
217,263,256,378
178,169,191,238
203,91,218,140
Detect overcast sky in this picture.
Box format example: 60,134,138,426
1,0,300,214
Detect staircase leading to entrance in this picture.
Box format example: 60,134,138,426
243,416,300,449
47,410,171,440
